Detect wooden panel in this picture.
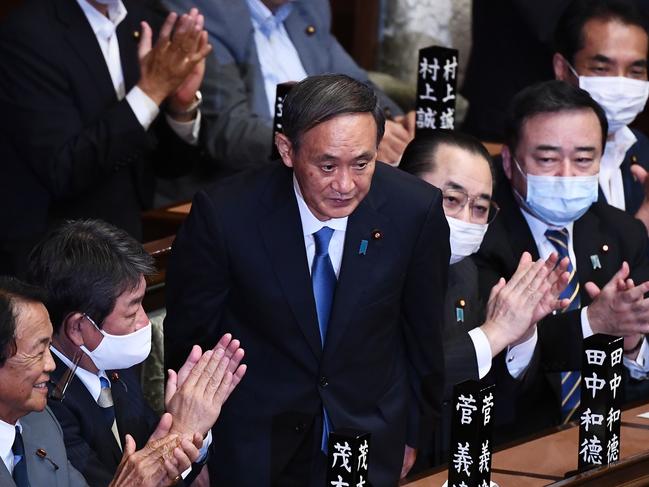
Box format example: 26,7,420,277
402,403,649,486
330,0,380,70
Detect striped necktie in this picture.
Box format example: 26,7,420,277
545,228,581,422
312,226,336,453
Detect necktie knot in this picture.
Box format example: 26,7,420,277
12,426,29,486
98,377,114,409
545,228,570,255
313,226,334,257
12,426,24,457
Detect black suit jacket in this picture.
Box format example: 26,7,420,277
616,129,649,217
474,171,649,437
0,0,195,275
47,355,160,487
163,163,449,487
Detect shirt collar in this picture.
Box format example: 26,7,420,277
50,346,108,402
0,418,19,473
76,0,128,40
293,175,348,236
520,206,575,244
246,0,293,38
602,126,637,172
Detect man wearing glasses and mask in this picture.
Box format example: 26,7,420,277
475,80,649,442
400,131,570,467
25,220,247,486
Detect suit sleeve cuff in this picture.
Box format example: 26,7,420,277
581,306,594,339
506,327,537,379
624,338,649,379
468,327,492,379
125,85,160,130
180,429,212,479
165,110,201,146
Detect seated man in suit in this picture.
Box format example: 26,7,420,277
553,0,649,231
400,131,570,466
162,0,414,175
25,219,247,487
164,74,448,486
0,276,202,487
475,80,649,441
0,0,212,276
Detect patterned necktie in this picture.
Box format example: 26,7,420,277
312,226,336,452
12,426,30,487
545,228,581,422
98,377,116,430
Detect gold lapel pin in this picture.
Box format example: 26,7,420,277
305,25,316,35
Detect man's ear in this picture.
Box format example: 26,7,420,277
553,53,573,82
275,133,294,168
62,312,87,347
501,145,514,181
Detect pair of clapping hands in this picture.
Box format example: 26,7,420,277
483,252,649,358
109,334,246,487
137,8,212,118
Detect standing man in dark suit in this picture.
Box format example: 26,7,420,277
475,80,649,440
0,276,202,487
25,220,246,486
164,74,448,486
553,0,649,230
0,0,212,275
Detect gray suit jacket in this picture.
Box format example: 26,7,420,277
0,408,88,487
162,0,402,174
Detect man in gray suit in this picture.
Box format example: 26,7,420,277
0,277,201,487
163,0,414,177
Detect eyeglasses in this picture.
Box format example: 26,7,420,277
442,188,499,224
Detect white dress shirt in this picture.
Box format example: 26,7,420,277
293,176,347,276
0,419,21,476
246,0,308,117
76,0,200,144
599,126,637,211
50,346,211,469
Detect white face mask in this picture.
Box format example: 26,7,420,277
447,216,488,265
80,315,152,371
577,75,649,135
92,0,120,5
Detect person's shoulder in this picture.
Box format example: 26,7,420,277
0,0,56,38
588,200,645,234
23,407,64,436
196,164,289,210
629,129,649,158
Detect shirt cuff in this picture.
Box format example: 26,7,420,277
180,429,212,479
165,109,201,146
468,327,493,379
624,338,649,380
125,85,159,130
506,327,537,379
581,306,595,338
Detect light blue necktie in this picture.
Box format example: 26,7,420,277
312,226,336,452
545,228,581,422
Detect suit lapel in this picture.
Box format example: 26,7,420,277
0,459,15,486
54,0,117,100
50,355,123,465
323,188,390,357
259,170,322,360
116,12,140,92
284,5,319,75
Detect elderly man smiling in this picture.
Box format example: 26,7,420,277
0,277,201,487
